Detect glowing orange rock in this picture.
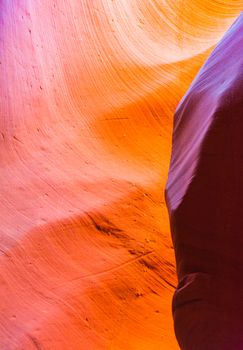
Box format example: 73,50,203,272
0,1,242,349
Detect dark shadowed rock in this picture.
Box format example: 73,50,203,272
166,13,243,350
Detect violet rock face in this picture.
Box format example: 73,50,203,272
166,13,243,350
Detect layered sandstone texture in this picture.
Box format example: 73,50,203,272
1,1,243,349
166,12,243,350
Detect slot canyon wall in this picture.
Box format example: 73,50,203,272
0,1,242,349
166,13,243,350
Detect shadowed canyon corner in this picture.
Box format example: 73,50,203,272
0,2,243,350
166,13,243,350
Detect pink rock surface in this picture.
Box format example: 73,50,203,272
166,13,243,350
1,1,243,349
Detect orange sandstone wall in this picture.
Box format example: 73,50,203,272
0,1,242,349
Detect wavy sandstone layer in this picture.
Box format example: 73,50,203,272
1,1,243,349
166,13,243,350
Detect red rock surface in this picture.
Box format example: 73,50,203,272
166,13,243,350
1,1,243,349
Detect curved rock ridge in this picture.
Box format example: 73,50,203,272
1,1,243,349
166,13,243,350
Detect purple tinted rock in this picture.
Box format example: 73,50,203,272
166,13,243,350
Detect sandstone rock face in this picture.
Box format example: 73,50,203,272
166,13,243,350
1,1,243,349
